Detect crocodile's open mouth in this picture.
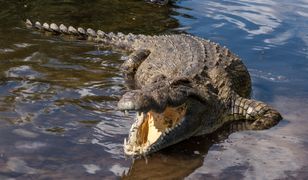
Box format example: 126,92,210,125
124,104,187,155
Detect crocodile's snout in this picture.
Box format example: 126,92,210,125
118,90,155,112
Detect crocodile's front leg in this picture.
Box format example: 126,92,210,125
120,49,150,76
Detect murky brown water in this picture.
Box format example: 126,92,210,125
0,0,307,179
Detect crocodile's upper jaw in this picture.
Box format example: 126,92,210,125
124,104,187,156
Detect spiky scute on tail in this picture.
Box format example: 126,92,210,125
26,19,104,38
25,19,139,50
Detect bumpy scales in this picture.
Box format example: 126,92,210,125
25,19,282,156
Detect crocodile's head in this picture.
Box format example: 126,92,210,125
118,86,208,156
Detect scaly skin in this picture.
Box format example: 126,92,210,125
25,19,282,156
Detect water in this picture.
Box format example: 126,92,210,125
0,0,307,179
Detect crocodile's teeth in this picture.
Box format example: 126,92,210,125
136,112,145,126
146,141,151,148
124,138,127,147
165,128,171,134
133,146,136,153
124,110,129,116
140,146,143,154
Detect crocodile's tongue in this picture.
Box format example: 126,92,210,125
124,104,187,155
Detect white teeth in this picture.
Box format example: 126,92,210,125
140,147,143,154
137,112,144,119
165,128,171,133
144,155,149,164
124,138,127,147
124,110,129,116
136,112,145,126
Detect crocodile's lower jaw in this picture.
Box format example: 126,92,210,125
124,104,187,156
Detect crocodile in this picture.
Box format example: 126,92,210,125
25,19,282,156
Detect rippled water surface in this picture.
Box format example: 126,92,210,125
0,0,307,179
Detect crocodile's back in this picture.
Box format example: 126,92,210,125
199,37,252,98
133,34,251,97
133,35,206,85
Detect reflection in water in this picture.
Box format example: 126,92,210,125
177,0,308,58
122,122,251,179
0,1,181,179
188,96,308,179
0,0,308,179
122,97,308,179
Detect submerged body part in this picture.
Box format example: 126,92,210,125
25,19,282,156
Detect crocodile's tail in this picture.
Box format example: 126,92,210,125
25,19,138,50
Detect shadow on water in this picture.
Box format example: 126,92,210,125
0,0,308,179
122,121,253,179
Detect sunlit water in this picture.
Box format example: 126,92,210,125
0,0,307,179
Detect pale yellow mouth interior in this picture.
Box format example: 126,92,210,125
137,104,187,147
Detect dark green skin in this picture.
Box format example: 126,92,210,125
25,20,282,156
